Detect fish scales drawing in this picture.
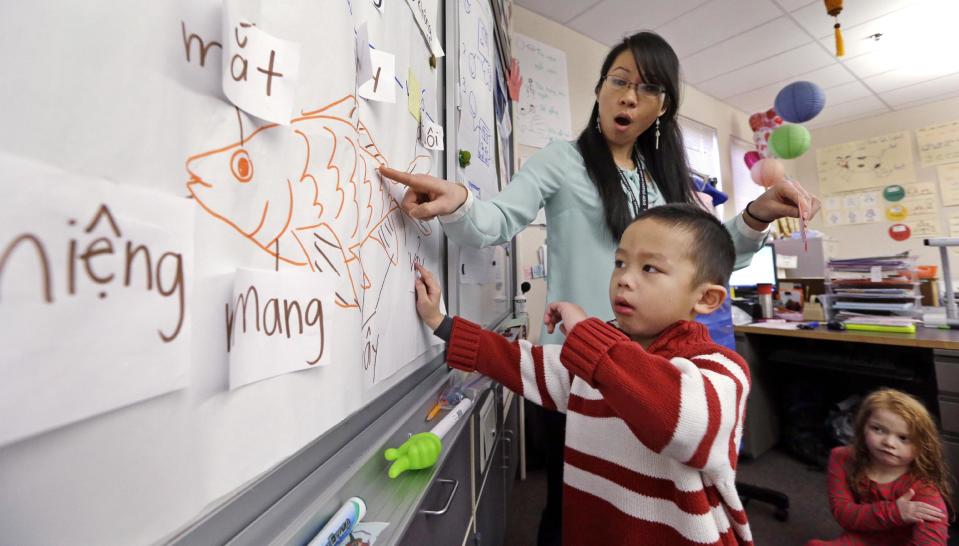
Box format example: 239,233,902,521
185,95,432,314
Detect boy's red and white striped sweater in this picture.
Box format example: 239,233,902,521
446,316,753,546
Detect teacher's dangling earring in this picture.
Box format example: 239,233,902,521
654,117,661,150
596,116,602,134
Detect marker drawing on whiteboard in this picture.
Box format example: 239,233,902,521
307,497,367,546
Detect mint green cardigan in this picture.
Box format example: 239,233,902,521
440,139,767,343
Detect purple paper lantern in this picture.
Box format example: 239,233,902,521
774,81,826,123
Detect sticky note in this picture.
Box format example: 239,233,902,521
407,67,421,122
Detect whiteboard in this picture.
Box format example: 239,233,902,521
0,0,449,544
450,0,514,326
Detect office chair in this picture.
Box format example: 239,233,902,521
737,481,789,521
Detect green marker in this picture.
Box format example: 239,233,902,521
844,323,916,334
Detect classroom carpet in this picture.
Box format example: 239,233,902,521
504,447,959,545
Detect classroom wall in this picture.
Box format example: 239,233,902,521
511,5,752,341
794,95,959,275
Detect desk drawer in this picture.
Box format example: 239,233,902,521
935,355,959,395
939,399,959,434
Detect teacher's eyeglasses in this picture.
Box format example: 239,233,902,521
602,76,665,100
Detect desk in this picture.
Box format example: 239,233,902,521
735,325,959,477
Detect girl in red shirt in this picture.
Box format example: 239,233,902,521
807,388,953,545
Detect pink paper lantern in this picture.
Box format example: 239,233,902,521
750,158,785,187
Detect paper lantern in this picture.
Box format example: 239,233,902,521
825,0,845,57
749,108,782,158
774,81,826,123
750,158,785,187
769,124,811,159
743,150,762,169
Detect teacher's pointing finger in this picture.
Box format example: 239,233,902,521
378,166,469,220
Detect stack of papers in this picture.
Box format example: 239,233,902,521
825,252,922,321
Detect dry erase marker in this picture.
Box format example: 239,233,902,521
308,497,366,546
430,397,473,439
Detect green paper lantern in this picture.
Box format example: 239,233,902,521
769,124,811,159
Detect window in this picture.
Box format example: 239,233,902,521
678,116,723,218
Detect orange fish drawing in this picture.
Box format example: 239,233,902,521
186,95,432,312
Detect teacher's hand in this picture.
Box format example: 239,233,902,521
379,166,469,221
745,178,821,231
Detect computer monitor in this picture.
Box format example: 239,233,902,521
729,244,777,291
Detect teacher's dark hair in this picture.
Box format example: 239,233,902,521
577,31,695,241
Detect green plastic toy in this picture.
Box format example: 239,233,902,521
384,432,443,478
458,150,471,168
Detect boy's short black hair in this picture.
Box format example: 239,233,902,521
631,204,735,286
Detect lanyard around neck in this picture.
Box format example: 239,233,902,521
619,155,648,217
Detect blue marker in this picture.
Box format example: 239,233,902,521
308,497,366,546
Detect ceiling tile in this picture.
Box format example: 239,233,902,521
864,57,959,94
513,0,603,25
656,0,783,58
789,0,913,40
681,17,810,84
842,51,900,79
723,63,855,113
821,80,874,106
566,0,710,45
696,41,833,98
813,10,905,59
773,0,816,12
880,72,959,107
804,95,889,129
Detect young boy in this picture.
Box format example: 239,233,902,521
414,203,753,546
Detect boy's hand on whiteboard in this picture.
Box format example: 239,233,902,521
747,178,820,230
415,263,444,330
507,57,521,101
384,432,443,479
544,301,587,336
378,166,468,221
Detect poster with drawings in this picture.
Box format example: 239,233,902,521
512,33,572,148
457,0,498,198
823,190,881,226
916,120,959,167
816,131,916,194
939,163,959,206
896,182,940,218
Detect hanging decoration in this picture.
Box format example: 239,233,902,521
774,81,826,123
824,0,845,57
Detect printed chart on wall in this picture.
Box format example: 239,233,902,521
512,33,572,148
816,131,916,195
917,120,959,167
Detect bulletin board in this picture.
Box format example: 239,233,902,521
0,1,474,544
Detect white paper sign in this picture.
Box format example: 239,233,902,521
359,49,396,103
513,33,572,148
227,268,336,389
420,119,445,150
355,22,373,89
0,155,192,447
222,0,301,124
405,0,444,57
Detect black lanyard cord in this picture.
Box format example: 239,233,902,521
619,152,648,217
